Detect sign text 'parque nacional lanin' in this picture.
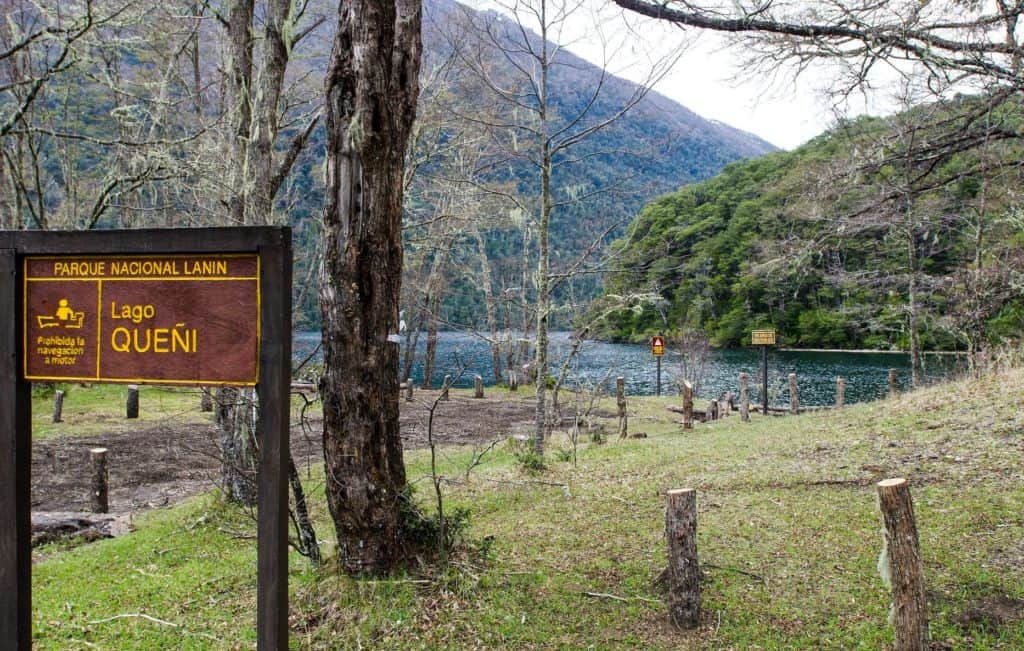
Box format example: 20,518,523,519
23,254,260,385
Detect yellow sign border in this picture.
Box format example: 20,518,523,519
23,254,261,386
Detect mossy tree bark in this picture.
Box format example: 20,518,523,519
319,0,422,576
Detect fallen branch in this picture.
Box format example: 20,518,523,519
87,613,219,640
582,591,662,605
703,562,766,583
484,478,568,488
88,613,179,627
217,527,257,540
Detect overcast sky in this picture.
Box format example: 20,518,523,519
469,0,899,151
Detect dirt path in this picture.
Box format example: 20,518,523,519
31,389,540,513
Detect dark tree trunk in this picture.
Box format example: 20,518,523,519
319,0,422,576
422,315,438,389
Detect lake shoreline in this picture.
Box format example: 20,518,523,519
777,347,967,355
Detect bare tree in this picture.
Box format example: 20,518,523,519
446,0,679,456
213,0,323,506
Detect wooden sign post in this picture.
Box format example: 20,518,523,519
0,227,291,650
750,329,776,416
651,334,665,397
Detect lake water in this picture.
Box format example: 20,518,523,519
295,331,965,407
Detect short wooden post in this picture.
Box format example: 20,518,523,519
405,377,414,402
788,373,799,414
473,375,484,399
682,381,693,430
877,478,928,651
666,488,700,629
836,376,845,408
739,373,750,422
616,377,627,438
441,375,451,401
52,390,64,423
125,385,139,419
509,370,518,391
517,339,530,364
708,399,719,421
90,448,109,514
200,388,213,412
888,368,898,398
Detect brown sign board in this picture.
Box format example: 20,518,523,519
651,335,666,357
751,329,777,346
2,227,291,651
23,254,260,385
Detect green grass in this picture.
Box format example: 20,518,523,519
31,383,318,441
33,369,1024,649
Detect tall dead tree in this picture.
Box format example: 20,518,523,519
319,0,422,576
450,0,677,456
217,0,322,505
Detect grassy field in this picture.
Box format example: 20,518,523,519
31,383,208,441
33,368,1024,649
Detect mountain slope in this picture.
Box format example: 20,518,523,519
594,110,1024,349
408,0,776,327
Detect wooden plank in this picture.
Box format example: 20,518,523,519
0,248,31,649
256,231,291,651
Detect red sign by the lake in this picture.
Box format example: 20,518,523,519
23,255,260,385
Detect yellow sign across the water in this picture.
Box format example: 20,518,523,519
751,329,776,346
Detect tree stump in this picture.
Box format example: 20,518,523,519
739,373,750,422
509,370,518,391
725,391,735,414
52,390,64,424
889,368,898,398
441,375,451,401
125,386,139,419
788,373,799,414
666,488,700,629
616,377,628,438
474,375,484,399
877,478,928,651
200,388,214,412
90,448,109,514
708,399,719,421
405,377,414,403
836,376,845,408
682,381,694,430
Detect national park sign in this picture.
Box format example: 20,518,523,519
0,228,291,651
23,254,260,385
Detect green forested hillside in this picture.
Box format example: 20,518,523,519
595,113,1024,350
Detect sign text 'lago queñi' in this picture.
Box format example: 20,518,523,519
24,254,259,385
